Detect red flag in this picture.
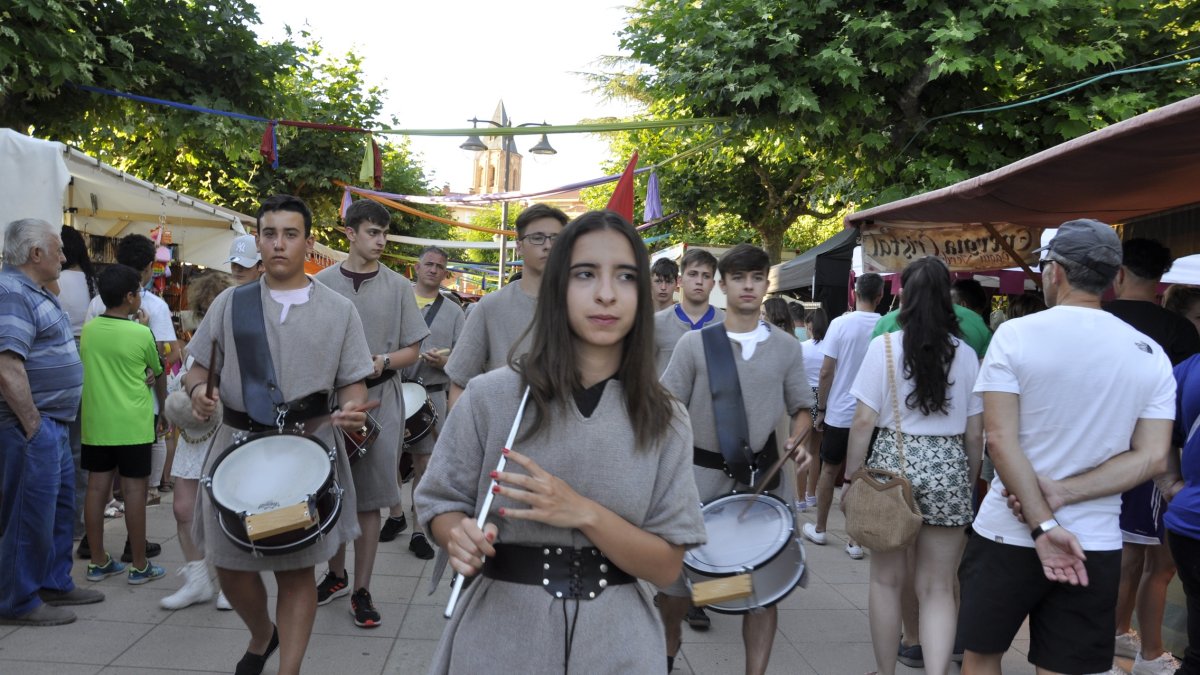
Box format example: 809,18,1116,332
606,152,639,222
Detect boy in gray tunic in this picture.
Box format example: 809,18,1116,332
184,195,374,675
312,200,428,628
387,245,464,559
416,211,706,674
444,203,568,409
658,244,814,675
653,248,724,376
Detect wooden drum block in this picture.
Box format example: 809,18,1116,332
244,503,316,541
692,574,753,606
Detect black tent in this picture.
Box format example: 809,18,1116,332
768,227,857,318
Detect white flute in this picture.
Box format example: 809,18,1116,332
443,386,532,618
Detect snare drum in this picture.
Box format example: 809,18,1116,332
683,493,805,614
401,381,437,447
204,431,343,556
339,410,381,466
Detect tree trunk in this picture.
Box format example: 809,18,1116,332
758,223,786,266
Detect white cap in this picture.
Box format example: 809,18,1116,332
226,234,260,268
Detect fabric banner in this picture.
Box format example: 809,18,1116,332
607,152,639,222
860,222,1043,273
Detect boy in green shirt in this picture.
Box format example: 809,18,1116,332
79,265,165,585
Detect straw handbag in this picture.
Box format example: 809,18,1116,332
844,332,923,552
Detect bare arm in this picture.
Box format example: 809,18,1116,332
815,355,836,431
1156,444,1185,503
965,413,984,485
1048,417,1173,508
372,342,421,378
843,400,880,478
785,408,814,475
0,351,40,437
447,383,464,412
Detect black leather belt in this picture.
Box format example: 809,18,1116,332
481,544,634,600
364,369,396,389
693,430,780,489
424,382,447,394
223,391,330,432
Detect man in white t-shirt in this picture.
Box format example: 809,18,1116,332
802,273,883,559
959,219,1176,675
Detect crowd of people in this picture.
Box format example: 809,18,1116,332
3,201,1200,675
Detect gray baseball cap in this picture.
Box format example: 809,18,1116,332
1032,218,1121,279
226,234,261,268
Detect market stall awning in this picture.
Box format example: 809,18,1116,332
768,227,857,293
844,95,1200,273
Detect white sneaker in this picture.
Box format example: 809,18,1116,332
1107,667,1128,674
1114,630,1141,659
159,561,214,610
1132,651,1180,675
215,590,232,611
805,495,817,509
845,542,865,559
801,522,827,545
793,500,807,513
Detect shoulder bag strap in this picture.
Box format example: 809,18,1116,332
700,323,756,482
232,280,286,426
884,332,906,473
423,292,445,329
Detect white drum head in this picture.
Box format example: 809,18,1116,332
401,382,428,421
686,494,793,575
211,435,329,514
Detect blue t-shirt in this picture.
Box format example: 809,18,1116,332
1165,354,1200,539
0,268,83,426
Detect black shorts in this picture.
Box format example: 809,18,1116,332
820,424,850,464
957,531,1121,674
81,443,152,478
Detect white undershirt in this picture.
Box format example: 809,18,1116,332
269,284,312,322
726,321,771,360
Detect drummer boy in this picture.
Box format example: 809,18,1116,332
657,244,813,675
184,194,375,675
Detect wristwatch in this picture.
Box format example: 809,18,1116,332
380,354,391,370
1031,518,1060,541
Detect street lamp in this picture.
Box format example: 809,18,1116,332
461,111,557,286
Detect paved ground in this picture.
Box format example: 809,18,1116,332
0,482,1164,675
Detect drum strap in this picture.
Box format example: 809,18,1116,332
232,280,287,427
422,292,445,328
700,323,761,487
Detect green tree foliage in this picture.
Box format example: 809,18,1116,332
2,0,442,246
614,0,1200,260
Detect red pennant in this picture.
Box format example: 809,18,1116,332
371,138,383,190
606,152,639,222
259,121,278,168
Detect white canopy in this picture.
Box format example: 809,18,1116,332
0,128,254,271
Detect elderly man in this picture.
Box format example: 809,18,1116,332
0,219,103,626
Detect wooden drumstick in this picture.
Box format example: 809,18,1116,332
444,386,531,619
204,339,218,399
738,428,810,520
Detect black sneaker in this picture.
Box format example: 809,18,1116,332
378,515,407,542
409,532,435,560
76,535,90,560
350,588,381,628
897,643,924,668
120,540,162,564
686,605,711,630
316,570,350,606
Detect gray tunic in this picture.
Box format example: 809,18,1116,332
402,292,465,455
415,368,706,675
653,304,725,376
314,264,429,509
443,282,536,388
189,280,374,571
661,324,813,501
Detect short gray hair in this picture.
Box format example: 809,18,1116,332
3,219,57,266
1049,251,1112,295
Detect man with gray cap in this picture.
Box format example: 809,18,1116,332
958,219,1176,675
226,233,262,286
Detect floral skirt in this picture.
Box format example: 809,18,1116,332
866,428,972,527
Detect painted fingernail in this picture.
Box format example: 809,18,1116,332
485,532,495,542
489,471,498,479
498,507,506,516
502,448,510,455
492,485,500,494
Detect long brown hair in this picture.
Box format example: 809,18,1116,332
513,210,673,449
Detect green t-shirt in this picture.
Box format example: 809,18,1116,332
872,303,992,359
80,315,163,445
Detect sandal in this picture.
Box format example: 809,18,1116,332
158,481,174,493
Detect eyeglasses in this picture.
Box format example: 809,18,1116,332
518,232,558,246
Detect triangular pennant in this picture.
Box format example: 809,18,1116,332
643,170,663,223
606,152,639,222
